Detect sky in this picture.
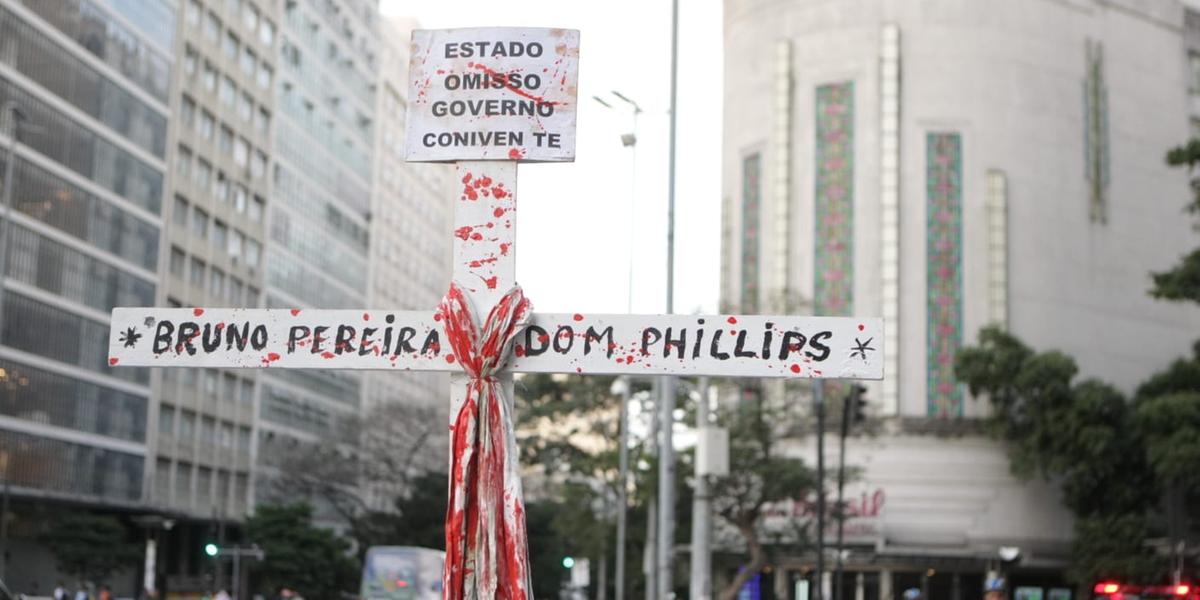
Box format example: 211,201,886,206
380,0,724,316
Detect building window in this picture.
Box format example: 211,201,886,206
241,47,257,78
257,63,273,90
181,95,196,128
190,258,206,288
223,31,240,61
254,107,271,134
926,132,964,418
169,247,186,278
260,19,275,47
219,76,237,106
234,184,248,213
216,171,230,203
160,406,175,435
243,3,259,32
813,81,855,317
173,195,189,228
234,137,249,168
220,125,234,154
203,61,217,93
1083,39,1110,223
213,220,229,251
238,92,253,122
192,207,209,239
250,195,264,222
210,268,225,299
204,11,221,42
186,0,201,27
195,158,212,193
1190,51,1200,95
251,150,266,179
185,45,198,78
199,110,215,140
740,153,761,313
176,146,192,181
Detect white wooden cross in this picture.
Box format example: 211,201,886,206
108,27,882,600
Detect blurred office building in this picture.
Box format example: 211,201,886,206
722,0,1200,598
0,0,175,590
0,0,453,592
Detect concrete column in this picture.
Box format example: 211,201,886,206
855,572,865,600
880,570,893,600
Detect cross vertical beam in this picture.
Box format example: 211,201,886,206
448,162,518,425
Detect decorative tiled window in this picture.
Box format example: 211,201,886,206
1084,39,1109,223
741,153,762,313
926,133,964,418
814,82,854,317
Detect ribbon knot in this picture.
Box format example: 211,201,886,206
438,282,534,600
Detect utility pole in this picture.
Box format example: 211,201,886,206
611,377,632,600
690,378,713,600
659,0,680,597
814,381,826,600
835,391,850,600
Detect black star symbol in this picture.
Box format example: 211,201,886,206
850,337,875,361
119,327,142,348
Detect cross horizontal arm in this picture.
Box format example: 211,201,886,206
108,307,883,380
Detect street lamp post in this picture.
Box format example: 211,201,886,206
594,91,641,600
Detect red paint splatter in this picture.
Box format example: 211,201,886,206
265,352,281,364
471,232,484,241
508,148,524,160
514,345,525,357
576,367,582,373
494,207,505,218
858,324,865,331
455,226,473,240
446,354,456,364
499,243,510,256
194,308,205,317
492,186,508,199
463,186,479,201
573,313,584,321
290,308,301,316
363,312,370,321
537,334,549,344
434,313,442,321
483,276,498,289
321,351,334,359
790,364,802,374
617,357,625,363
481,176,493,187
727,316,737,325
472,62,562,106
462,172,472,184
109,358,119,366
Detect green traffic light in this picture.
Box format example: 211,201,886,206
204,543,218,557
562,556,575,569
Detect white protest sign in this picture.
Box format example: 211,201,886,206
107,308,883,380
405,27,580,162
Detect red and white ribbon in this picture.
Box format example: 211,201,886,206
439,282,534,600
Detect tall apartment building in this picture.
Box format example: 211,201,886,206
148,0,278,576
0,0,174,590
721,0,1200,598
254,0,380,525
362,16,453,513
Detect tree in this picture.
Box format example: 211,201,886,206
268,401,445,549
1150,140,1200,303
955,326,1159,582
710,386,816,600
39,512,140,584
244,503,359,600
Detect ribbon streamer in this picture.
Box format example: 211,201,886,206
439,282,534,600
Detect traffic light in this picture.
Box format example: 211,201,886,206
848,384,868,424
561,556,575,569
204,543,219,557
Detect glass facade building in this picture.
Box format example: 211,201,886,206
255,0,379,523
0,0,172,508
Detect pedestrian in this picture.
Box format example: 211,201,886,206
984,577,1006,600
97,585,111,600
903,588,923,600
73,583,87,600
54,582,68,600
